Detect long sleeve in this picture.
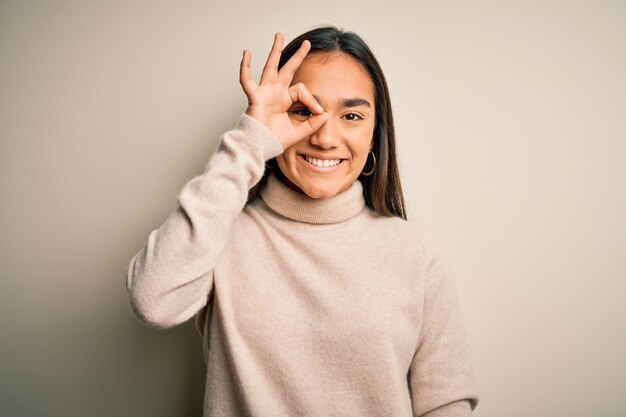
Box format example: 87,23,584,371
125,113,283,329
409,243,480,416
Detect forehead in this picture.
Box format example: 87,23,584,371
290,52,375,104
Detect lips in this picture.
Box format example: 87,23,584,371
297,153,345,171
297,153,346,161
297,153,346,162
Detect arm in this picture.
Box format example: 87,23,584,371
126,32,327,331
409,243,480,416
125,113,283,329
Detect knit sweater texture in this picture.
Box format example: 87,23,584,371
126,113,480,417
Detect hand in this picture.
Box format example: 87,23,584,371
239,32,329,150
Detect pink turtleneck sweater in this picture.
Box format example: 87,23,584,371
126,113,480,416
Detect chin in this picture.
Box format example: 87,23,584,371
298,178,344,199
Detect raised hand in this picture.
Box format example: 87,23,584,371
239,32,329,150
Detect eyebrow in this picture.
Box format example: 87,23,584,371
312,94,371,108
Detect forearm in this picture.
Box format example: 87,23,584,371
126,113,283,329
409,238,480,415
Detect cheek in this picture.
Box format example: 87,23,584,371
278,150,299,169
345,126,375,159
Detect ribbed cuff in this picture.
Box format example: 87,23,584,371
420,400,472,417
235,113,284,162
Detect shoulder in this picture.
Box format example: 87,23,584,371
361,207,447,266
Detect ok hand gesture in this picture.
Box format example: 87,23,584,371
239,32,329,150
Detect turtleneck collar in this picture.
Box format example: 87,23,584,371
259,171,366,224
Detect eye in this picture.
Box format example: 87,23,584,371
291,108,313,117
344,113,363,121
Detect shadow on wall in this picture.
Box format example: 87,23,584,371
181,320,206,416
124,310,206,416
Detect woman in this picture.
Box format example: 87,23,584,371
126,26,480,417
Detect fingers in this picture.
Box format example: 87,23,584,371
288,82,328,140
278,39,311,86
288,83,324,114
294,112,330,139
259,32,284,85
239,49,256,95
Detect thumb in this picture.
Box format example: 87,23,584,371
294,112,329,139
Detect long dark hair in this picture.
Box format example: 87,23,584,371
245,25,407,220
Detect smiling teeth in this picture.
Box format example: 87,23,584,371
304,155,341,167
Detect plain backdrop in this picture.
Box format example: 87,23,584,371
1,1,625,416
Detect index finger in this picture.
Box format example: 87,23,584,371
239,49,256,94
259,32,284,85
277,39,311,86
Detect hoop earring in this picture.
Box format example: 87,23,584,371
264,159,276,169
361,151,377,176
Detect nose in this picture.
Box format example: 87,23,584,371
309,115,341,149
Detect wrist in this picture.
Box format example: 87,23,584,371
237,113,284,160
244,106,272,127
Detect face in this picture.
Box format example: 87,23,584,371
274,51,376,199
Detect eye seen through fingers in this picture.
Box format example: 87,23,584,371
290,107,363,121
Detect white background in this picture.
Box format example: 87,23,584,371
1,1,624,416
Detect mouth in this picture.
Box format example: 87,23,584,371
297,153,347,172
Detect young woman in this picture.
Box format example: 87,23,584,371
126,26,480,417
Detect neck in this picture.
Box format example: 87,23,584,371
259,170,366,224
